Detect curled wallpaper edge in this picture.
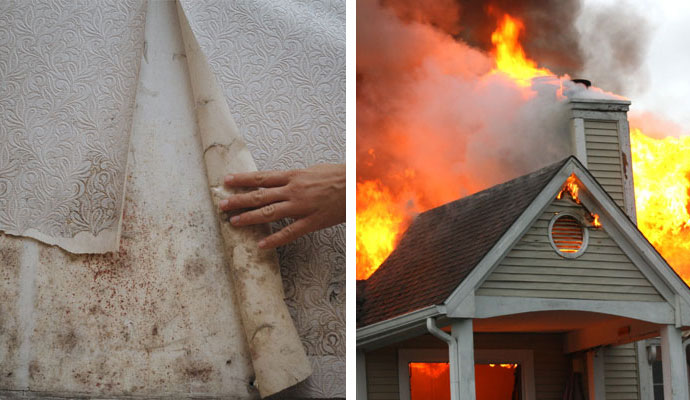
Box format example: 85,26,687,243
0,227,120,254
175,2,312,398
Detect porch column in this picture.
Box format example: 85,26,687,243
356,350,368,400
586,348,605,400
660,325,689,400
451,319,476,400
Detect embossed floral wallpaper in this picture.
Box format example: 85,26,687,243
0,0,345,398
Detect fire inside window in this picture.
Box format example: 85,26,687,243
548,213,589,258
409,362,521,400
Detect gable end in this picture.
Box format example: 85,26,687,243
476,198,664,302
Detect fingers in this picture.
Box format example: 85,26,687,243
259,218,314,249
229,201,292,226
219,187,285,211
224,170,293,188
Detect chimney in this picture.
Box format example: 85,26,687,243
567,82,636,223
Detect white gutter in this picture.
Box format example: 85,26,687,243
427,317,459,400
357,306,442,349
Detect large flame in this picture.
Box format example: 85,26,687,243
491,14,553,85
631,129,690,282
356,180,407,280
356,12,551,279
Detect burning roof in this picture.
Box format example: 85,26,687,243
356,0,690,284
357,158,568,327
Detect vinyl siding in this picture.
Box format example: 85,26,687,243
366,347,400,400
584,119,626,208
477,199,664,301
604,343,641,400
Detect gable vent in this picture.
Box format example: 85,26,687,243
548,213,589,258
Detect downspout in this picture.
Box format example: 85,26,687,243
427,317,459,400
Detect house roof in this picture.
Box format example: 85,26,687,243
357,158,570,327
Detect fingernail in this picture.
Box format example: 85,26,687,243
220,199,229,208
258,239,266,248
230,216,240,224
225,175,234,184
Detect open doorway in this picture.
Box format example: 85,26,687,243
408,362,521,400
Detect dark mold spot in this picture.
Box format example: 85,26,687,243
58,330,78,353
0,244,20,277
225,359,231,365
152,325,158,336
184,364,213,383
184,257,208,280
28,361,41,380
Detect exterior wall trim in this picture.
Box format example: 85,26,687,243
472,296,675,324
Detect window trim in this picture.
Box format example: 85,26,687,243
548,211,590,258
398,348,536,400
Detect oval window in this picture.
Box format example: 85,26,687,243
548,213,589,258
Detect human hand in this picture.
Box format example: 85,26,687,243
219,164,345,249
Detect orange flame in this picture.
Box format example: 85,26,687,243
409,362,449,379
356,11,690,286
356,13,553,279
488,363,518,369
557,174,581,203
631,129,690,283
556,174,603,230
491,14,553,85
356,180,407,279
592,214,601,228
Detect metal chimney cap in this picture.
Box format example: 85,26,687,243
571,79,592,88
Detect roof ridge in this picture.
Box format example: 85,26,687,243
416,157,572,219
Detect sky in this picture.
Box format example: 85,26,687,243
583,0,690,130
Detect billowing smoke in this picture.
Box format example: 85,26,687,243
375,0,652,93
577,2,652,97
356,0,651,213
381,0,584,76
357,0,573,214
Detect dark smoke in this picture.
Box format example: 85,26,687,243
378,0,651,95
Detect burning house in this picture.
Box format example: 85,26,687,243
356,93,690,399
356,1,690,398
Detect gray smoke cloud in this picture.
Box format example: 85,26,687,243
577,1,652,97
357,0,573,212
378,0,652,94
